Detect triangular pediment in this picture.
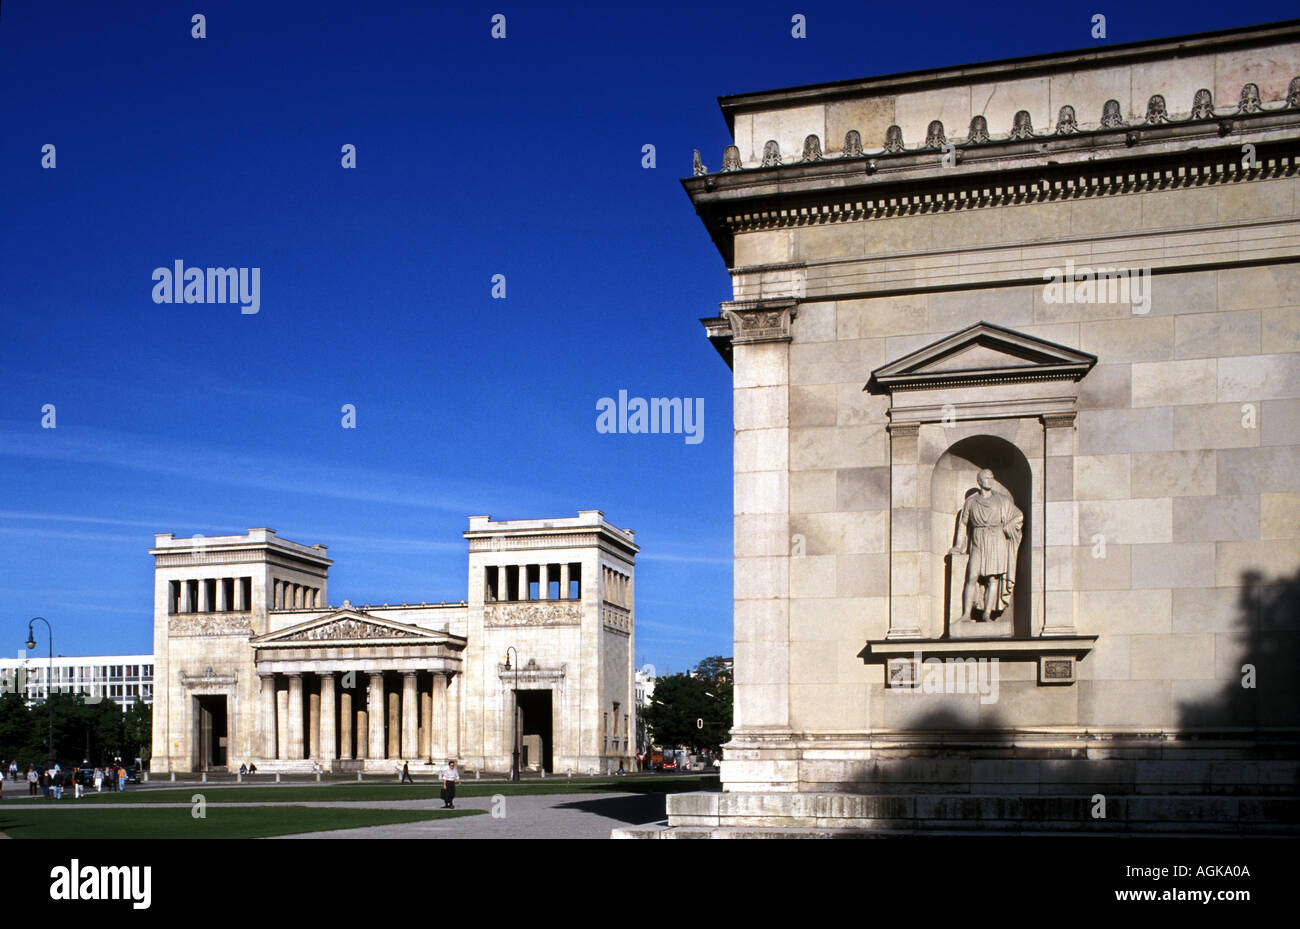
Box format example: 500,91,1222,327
252,608,459,647
869,322,1095,391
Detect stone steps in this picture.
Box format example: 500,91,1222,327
625,789,1300,837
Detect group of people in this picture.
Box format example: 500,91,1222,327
2,760,129,798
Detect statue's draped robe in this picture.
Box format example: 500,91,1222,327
957,490,1023,614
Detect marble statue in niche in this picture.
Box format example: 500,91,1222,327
949,468,1023,623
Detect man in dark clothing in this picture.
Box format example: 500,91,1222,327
441,760,461,809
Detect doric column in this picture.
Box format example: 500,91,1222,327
271,579,280,609
216,578,228,612
234,577,246,611
401,672,418,758
275,685,289,759
517,564,529,601
259,673,277,759
432,672,448,761
539,563,550,599
559,563,570,600
367,672,385,760
319,672,337,763
197,579,209,613
447,673,461,760
308,686,321,758
420,685,432,760
287,673,304,760
355,706,368,760
387,688,400,759
339,687,353,760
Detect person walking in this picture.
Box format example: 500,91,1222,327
27,765,38,796
93,766,103,793
400,761,413,784
117,764,126,793
73,768,84,799
440,760,461,809
8,759,16,781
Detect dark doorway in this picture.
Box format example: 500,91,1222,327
195,695,228,770
516,690,553,773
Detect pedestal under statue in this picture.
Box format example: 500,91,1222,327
949,468,1023,626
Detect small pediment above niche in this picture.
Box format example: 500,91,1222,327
868,322,1096,392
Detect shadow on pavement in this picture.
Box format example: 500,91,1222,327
552,792,668,825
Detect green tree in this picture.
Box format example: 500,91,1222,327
29,692,125,764
0,691,34,763
641,656,734,755
123,697,151,764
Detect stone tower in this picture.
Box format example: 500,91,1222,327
460,511,638,774
149,529,331,773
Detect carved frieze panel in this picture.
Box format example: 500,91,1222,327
485,601,583,628
169,613,253,637
602,603,632,635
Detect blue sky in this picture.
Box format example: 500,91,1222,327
1,1,1294,671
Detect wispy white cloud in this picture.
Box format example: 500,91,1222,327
0,526,142,545
0,421,551,515
46,600,146,616
637,551,731,566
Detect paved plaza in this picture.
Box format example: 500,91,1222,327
1,776,678,839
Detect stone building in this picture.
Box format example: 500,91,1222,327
665,21,1300,833
149,510,638,775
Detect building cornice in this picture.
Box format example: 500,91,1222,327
685,125,1299,266
716,20,1300,132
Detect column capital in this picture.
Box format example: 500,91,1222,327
1041,411,1077,429
887,420,921,438
720,298,798,345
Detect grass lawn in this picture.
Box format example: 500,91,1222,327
17,775,708,805
0,805,482,839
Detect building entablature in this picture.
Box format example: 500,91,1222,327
683,114,1300,261
465,510,640,562
151,528,332,571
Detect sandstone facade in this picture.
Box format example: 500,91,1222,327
675,22,1300,829
149,511,638,775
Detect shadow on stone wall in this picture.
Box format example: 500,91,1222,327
1176,568,1300,734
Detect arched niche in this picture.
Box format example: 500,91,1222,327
870,322,1096,642
931,435,1033,637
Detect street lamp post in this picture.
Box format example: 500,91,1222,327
26,617,54,769
503,647,520,782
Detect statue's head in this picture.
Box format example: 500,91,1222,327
976,468,994,489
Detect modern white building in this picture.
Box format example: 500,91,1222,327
0,652,154,711
634,664,657,707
